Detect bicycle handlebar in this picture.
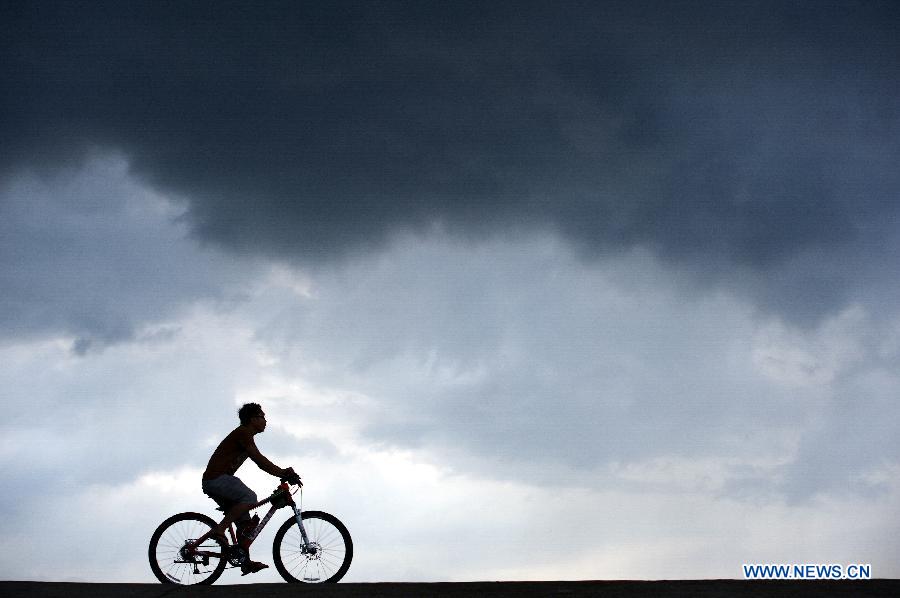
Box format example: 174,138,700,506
280,473,302,487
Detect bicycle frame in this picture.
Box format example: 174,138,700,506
154,479,352,584
190,482,308,560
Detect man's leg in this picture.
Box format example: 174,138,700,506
203,475,258,531
200,475,268,572
203,475,268,575
212,502,253,538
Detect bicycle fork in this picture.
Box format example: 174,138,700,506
292,505,313,550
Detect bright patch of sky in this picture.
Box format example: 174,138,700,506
1,156,898,581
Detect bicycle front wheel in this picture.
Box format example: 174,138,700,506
148,512,227,585
273,510,353,583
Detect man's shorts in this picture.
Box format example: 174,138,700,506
202,475,258,520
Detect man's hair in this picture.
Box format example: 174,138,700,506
238,402,263,425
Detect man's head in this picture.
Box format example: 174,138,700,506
238,402,267,433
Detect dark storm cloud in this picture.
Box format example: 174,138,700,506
0,156,243,348
3,1,899,319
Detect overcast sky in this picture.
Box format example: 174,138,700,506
2,0,900,583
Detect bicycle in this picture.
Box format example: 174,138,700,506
148,477,352,585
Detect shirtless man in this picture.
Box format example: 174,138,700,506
202,402,298,575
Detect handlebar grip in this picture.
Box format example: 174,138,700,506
281,473,302,486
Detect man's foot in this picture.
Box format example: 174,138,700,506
241,560,269,576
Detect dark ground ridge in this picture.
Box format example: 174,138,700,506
3,580,900,597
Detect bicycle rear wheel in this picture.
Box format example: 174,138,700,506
148,512,227,585
273,510,353,583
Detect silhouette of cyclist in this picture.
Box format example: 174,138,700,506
202,402,298,575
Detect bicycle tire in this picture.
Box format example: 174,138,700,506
148,512,227,585
272,510,353,583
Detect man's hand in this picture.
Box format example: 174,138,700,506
281,467,302,486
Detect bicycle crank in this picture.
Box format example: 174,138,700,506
227,545,248,567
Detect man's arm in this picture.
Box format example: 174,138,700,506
244,434,291,477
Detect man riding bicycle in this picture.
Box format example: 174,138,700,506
202,402,298,575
